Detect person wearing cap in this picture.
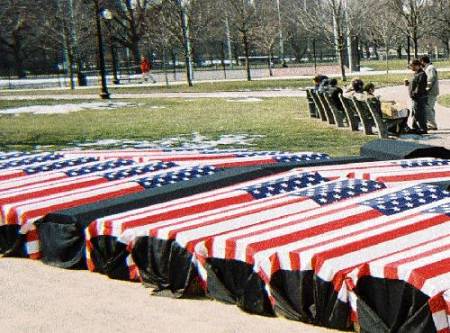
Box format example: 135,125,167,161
408,59,428,135
420,55,439,130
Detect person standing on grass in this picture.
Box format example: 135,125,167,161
408,59,428,135
420,55,439,130
140,56,157,83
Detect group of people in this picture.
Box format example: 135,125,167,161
312,55,440,135
407,56,440,134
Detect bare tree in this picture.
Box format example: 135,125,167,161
105,0,159,67
388,0,430,59
225,0,258,81
0,0,36,78
253,0,279,76
430,0,450,58
296,0,348,80
359,0,403,73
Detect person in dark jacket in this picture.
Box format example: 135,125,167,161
327,78,344,111
313,75,329,92
408,59,428,134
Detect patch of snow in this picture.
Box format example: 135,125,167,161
0,101,137,115
358,67,375,72
226,98,264,103
68,132,265,150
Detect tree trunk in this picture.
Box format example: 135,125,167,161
447,39,450,60
242,30,251,81
385,39,390,76
63,20,75,90
339,48,346,81
221,42,227,79
111,43,120,84
131,41,141,73
12,36,25,78
268,52,273,77
172,50,177,80
67,47,75,90
180,4,193,86
163,46,169,87
406,35,411,64
413,28,418,59
413,39,418,59
396,44,402,59
338,36,346,81
374,45,379,60
365,43,370,59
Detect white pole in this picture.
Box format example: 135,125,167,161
332,13,340,62
276,0,285,66
344,0,352,72
179,0,193,85
225,16,233,69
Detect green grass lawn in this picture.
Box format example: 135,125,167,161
0,97,372,156
1,72,449,97
439,94,450,108
361,59,450,71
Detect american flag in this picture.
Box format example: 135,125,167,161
0,157,100,181
1,162,196,258
0,151,36,161
85,171,330,277
2,148,450,332
0,153,64,170
347,159,450,185
297,158,450,183
63,149,329,164
211,184,449,329
345,200,450,333
1,150,332,260
84,159,450,280
128,179,387,284
0,159,136,192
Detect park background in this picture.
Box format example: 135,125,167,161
1,1,450,333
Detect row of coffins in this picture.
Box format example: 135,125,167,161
1,142,450,332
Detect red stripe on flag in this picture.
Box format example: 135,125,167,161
213,159,275,168
121,193,255,232
12,185,144,225
246,210,383,265
313,214,450,274
384,241,450,281
0,170,26,181
169,196,307,244
408,257,450,291
0,178,108,206
376,171,450,182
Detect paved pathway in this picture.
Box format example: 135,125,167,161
0,89,307,101
1,66,449,91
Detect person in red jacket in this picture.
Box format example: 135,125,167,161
140,56,156,83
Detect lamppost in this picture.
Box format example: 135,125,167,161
276,0,286,67
101,8,120,85
93,0,110,99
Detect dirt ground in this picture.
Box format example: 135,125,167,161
0,258,339,333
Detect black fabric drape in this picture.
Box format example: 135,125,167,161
355,277,437,333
